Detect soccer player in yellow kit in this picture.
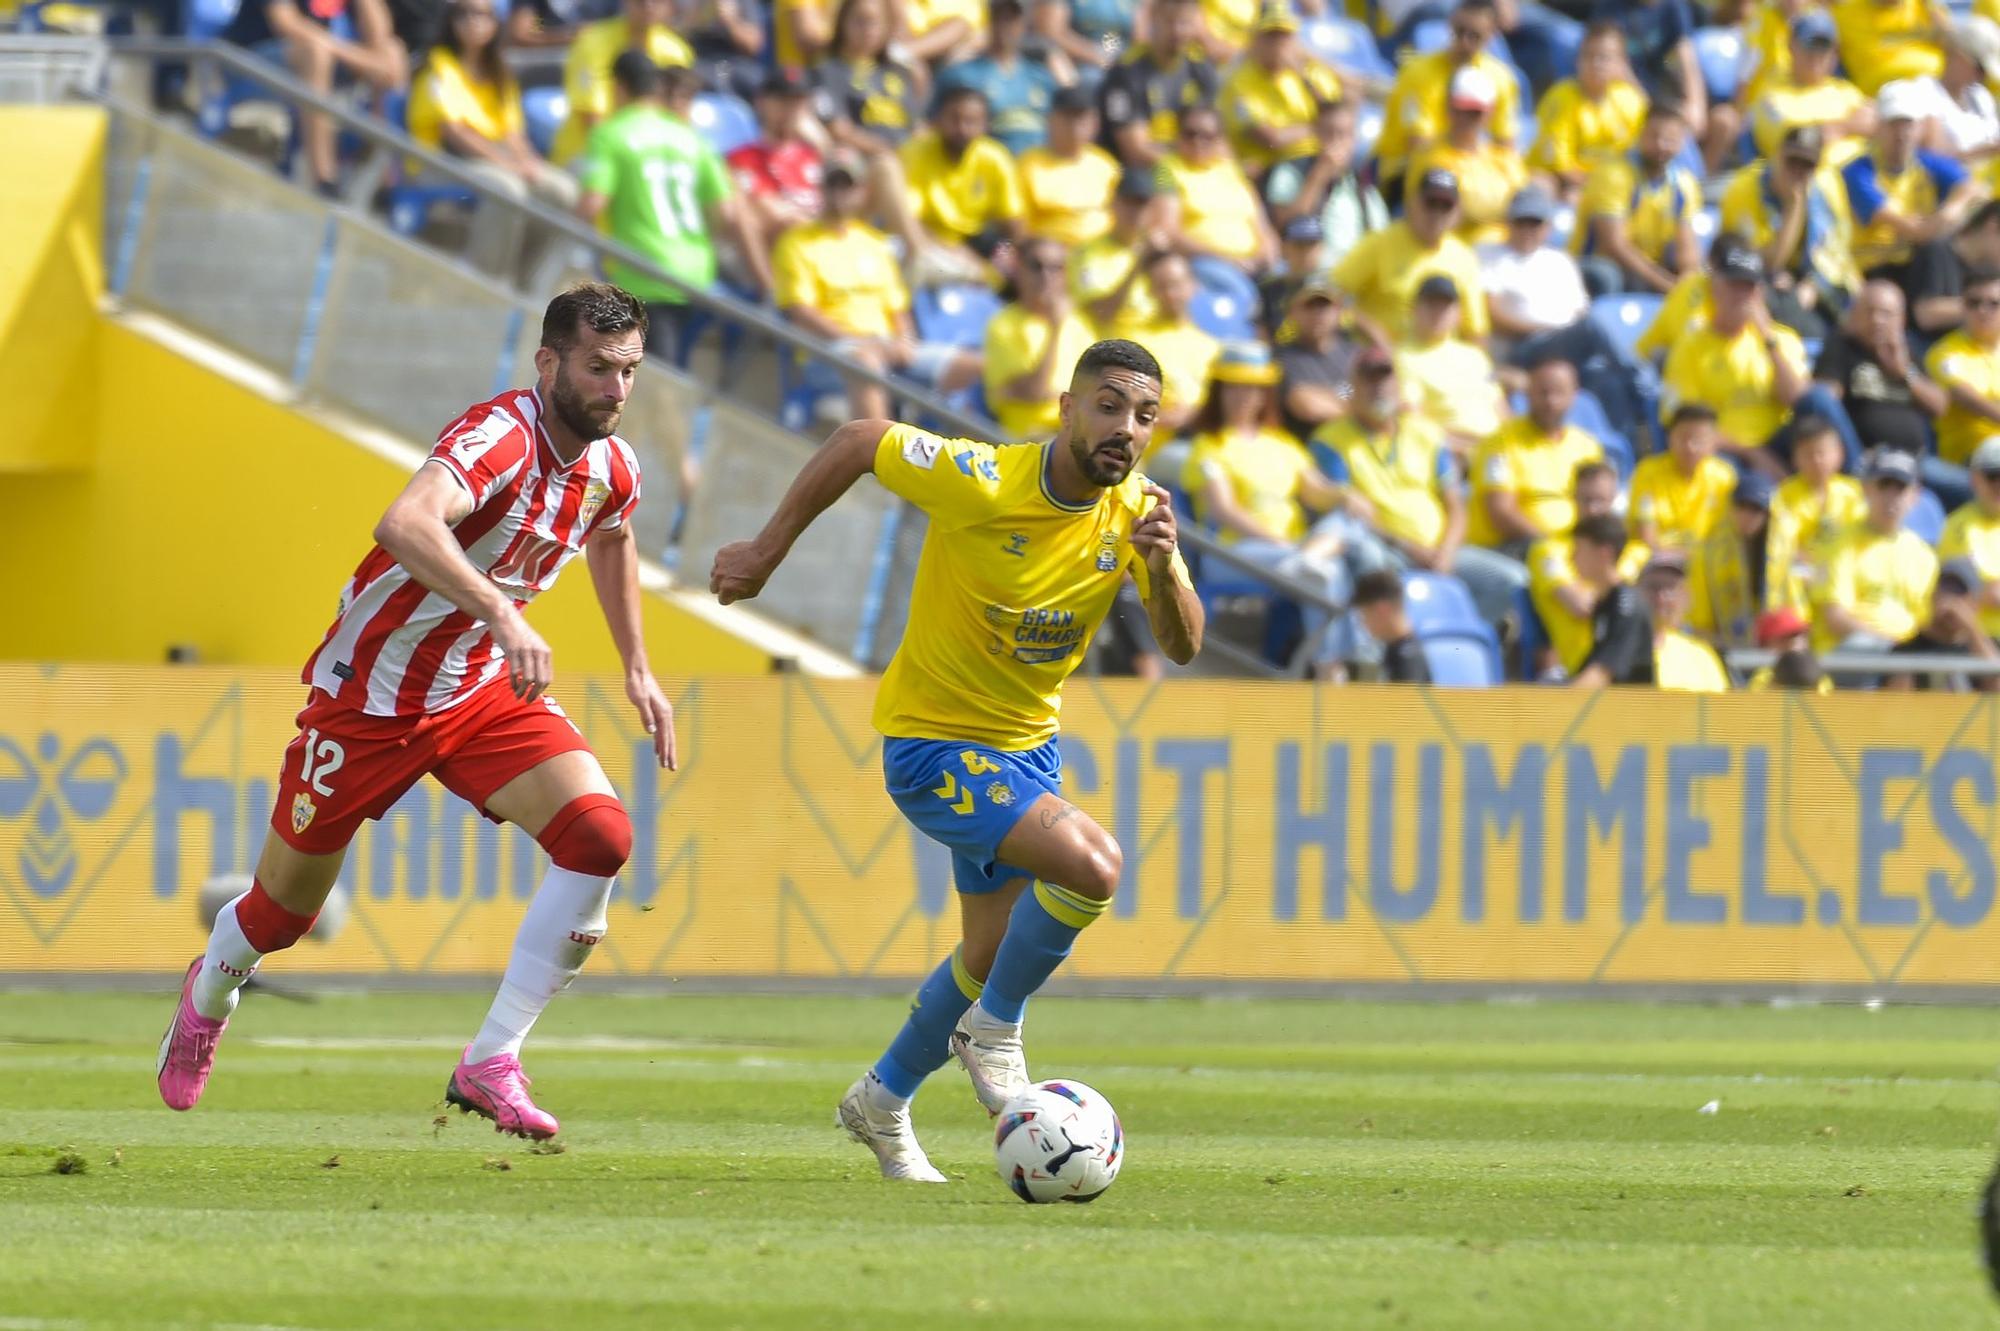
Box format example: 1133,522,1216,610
709,340,1203,1182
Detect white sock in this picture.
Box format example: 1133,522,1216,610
191,891,262,1021
466,866,614,1063
864,1068,909,1112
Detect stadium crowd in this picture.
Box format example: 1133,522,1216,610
169,0,2000,688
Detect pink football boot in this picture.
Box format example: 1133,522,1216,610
445,1047,560,1140
156,958,229,1111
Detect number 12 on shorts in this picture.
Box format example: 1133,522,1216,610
300,728,346,797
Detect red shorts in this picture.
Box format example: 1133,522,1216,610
270,677,594,855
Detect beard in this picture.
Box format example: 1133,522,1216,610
1071,427,1136,487
549,363,621,441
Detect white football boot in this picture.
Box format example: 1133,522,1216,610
837,1072,948,1183
950,1005,1030,1115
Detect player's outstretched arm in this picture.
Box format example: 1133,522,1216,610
710,418,892,604
586,522,677,770
375,462,554,700
1134,483,1203,666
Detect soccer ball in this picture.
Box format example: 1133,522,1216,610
993,1079,1123,1203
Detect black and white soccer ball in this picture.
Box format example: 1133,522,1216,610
993,1078,1123,1203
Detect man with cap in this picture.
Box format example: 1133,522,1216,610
1073,169,1169,339
1843,79,1990,283
1718,124,1860,339
1331,166,1491,344
1275,272,1369,440
1374,0,1521,202
1396,273,1506,450
1574,542,1731,690
936,0,1071,158
1687,470,1775,650
1748,11,1872,165
1018,85,1120,247
1218,1,1343,175
1659,244,1813,473
1904,17,2000,157
1408,64,1529,248
1573,100,1701,297
1883,556,2000,690
1939,436,2000,637
1096,0,1219,170
1468,354,1604,557
1479,183,1590,345
1265,98,1388,270
1809,448,1941,652
1259,215,1327,332
728,68,825,257
1745,606,1832,692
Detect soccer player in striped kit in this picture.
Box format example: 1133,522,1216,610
156,283,677,1139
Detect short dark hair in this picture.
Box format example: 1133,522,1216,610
1352,568,1405,607
1790,413,1837,444
934,84,987,117
1647,97,1687,125
1575,513,1628,552
1524,349,1577,375
1582,18,1623,43
1074,339,1163,387
1176,102,1221,136
660,64,701,105
1771,647,1824,690
611,50,661,100
1669,402,1719,431
1965,200,2000,235
1966,265,2000,292
1455,0,1497,18
541,282,648,352
1574,459,1615,489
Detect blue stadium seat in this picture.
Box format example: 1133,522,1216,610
1908,486,1947,545
1568,387,1634,478
1401,570,1482,633
689,92,759,157
1589,293,1664,366
521,86,567,160
1190,286,1257,340
1301,16,1394,82
1420,631,1504,686
914,282,1002,348
1692,26,1744,103
778,355,848,433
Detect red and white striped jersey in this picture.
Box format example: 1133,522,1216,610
303,387,642,717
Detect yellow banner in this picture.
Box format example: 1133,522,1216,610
1,665,1995,988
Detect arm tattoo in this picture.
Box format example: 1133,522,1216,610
1039,801,1084,829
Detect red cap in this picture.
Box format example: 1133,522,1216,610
1754,607,1810,647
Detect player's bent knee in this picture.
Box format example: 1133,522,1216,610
1067,840,1123,903
537,793,632,877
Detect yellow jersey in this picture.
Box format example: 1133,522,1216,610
1925,328,2000,465
1844,148,1968,270
1466,419,1605,548
1376,50,1522,180
1072,234,1157,338
1219,58,1343,172
1573,154,1702,267
1742,1,1810,105
1528,535,1651,671
1018,144,1119,246
1406,139,1529,246
1656,630,1733,691
555,18,692,162
1637,271,1711,361
1809,522,1940,651
1394,338,1506,441
1202,0,1259,49
1660,320,1810,447
1749,75,1869,165
1527,78,1649,182
1628,453,1737,548
981,306,1097,440
1131,316,1219,421
772,0,827,70
1833,0,1946,94
1939,502,2000,636
901,131,1023,244
1769,473,1867,609
407,49,522,155
1717,161,1862,295
1309,414,1456,549
1155,151,1267,264
870,425,1189,749
1329,221,1490,343
772,219,907,338
1183,426,1315,543
905,0,986,43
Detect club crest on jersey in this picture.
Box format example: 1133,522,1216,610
985,782,1016,807
291,791,317,836
577,479,613,528
1096,530,1121,572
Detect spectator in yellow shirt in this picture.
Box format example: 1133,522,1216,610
1527,462,1651,675
1073,170,1169,338
1528,21,1650,200
1925,267,2000,469
1018,86,1119,246
772,163,982,421
1395,274,1508,451
1408,65,1530,247
1218,2,1343,175
1468,356,1604,555
555,0,692,163
1835,0,1947,95
1770,414,1867,608
1750,10,1874,166
1660,244,1812,469
1844,81,1990,284
894,0,986,65
1718,126,1861,339
1374,0,1520,195
1686,471,1777,649
1635,229,1735,361
1157,103,1280,272
982,237,1097,439
1939,435,2000,635
1132,250,1222,437
1330,167,1491,343
1574,101,1701,296
900,86,1026,270
1631,403,1738,550
1810,447,1941,650
1742,0,1821,108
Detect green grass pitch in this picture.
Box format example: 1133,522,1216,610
2,989,1998,1329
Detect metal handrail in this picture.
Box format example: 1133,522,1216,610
1724,648,2000,676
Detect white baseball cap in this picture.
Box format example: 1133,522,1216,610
1877,79,1929,122
1448,65,1498,111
